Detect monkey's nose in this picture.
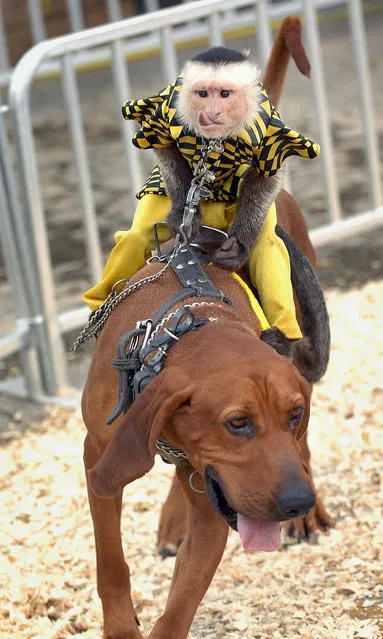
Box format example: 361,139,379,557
207,111,221,120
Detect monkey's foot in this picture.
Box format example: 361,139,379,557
213,236,247,269
260,326,293,359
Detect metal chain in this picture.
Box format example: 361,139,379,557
72,140,224,351
147,301,219,345
156,437,188,463
181,139,225,242
70,249,180,351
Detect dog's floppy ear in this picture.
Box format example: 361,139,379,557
296,376,311,441
88,369,192,498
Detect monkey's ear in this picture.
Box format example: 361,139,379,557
88,369,193,498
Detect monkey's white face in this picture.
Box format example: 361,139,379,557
188,80,249,139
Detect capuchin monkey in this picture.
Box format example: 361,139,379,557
154,47,283,269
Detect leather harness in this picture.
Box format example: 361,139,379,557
107,240,234,464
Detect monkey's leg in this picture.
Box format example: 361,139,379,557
248,202,303,341
213,170,280,269
83,195,172,311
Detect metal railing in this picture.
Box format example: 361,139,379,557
0,0,159,87
0,0,382,399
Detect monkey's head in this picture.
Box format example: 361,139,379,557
177,47,262,140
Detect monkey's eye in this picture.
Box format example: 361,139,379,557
198,90,208,98
289,406,304,432
224,416,255,437
220,90,231,98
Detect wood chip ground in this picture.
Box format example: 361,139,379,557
1,281,382,639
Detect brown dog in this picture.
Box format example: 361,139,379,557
81,17,333,639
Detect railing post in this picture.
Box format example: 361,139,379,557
302,0,342,223
111,39,146,200
348,0,382,209
67,0,85,32
27,0,46,44
160,26,179,84
9,52,68,395
0,105,43,398
61,53,104,283
0,4,10,73
256,0,272,68
209,13,223,46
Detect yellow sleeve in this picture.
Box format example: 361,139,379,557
253,105,320,177
121,84,175,149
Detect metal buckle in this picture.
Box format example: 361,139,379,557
111,277,130,294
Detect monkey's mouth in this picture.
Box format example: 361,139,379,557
198,112,223,128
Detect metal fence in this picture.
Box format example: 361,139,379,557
0,0,382,400
0,0,165,88
0,0,307,90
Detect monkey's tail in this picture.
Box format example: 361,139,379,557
262,17,311,108
275,225,330,384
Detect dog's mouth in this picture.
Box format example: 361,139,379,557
205,468,281,552
205,468,238,529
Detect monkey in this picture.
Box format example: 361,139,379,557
83,43,319,344
155,47,284,269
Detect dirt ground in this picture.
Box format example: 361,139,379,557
0,279,382,639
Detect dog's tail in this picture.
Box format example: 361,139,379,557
275,225,330,384
262,16,310,108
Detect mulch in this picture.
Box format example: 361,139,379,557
0,279,382,639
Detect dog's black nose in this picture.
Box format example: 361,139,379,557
277,476,316,520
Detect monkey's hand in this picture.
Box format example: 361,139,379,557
167,205,202,240
212,235,249,270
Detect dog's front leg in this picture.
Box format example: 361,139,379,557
84,433,143,639
157,471,188,558
149,464,229,639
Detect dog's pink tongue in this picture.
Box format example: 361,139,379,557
237,513,281,552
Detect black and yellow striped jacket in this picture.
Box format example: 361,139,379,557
122,77,319,202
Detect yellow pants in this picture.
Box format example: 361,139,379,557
84,194,302,340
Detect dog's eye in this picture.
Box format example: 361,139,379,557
289,406,304,431
225,416,254,437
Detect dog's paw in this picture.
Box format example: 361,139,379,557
158,539,183,560
213,236,248,270
283,496,334,545
157,476,188,559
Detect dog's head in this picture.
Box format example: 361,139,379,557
88,322,314,551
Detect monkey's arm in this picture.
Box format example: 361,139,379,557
154,146,201,236
213,167,282,269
